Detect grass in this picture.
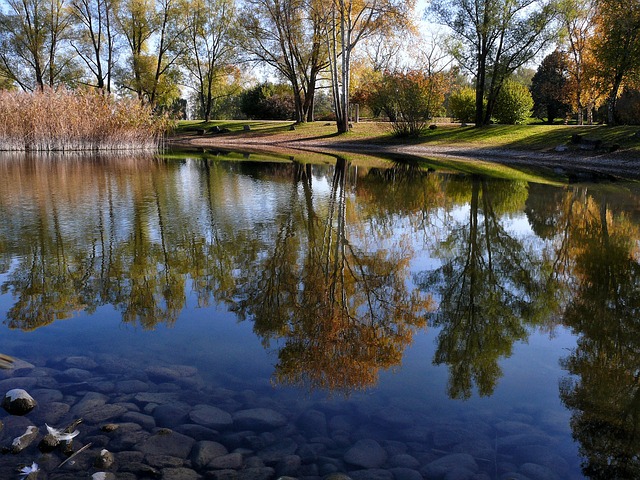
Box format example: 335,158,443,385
175,119,640,153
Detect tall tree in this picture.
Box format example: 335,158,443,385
69,0,117,92
240,0,326,123
592,0,640,125
0,0,78,90
182,0,237,121
114,0,186,108
558,0,597,124
428,0,558,127
319,0,415,133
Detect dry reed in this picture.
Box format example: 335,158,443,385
0,88,171,151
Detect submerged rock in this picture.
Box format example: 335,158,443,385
2,388,37,415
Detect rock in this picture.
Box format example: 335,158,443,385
372,406,414,429
0,377,38,391
2,389,37,415
297,409,328,437
122,411,156,430
243,125,251,131
210,452,243,469
147,454,185,468
235,467,274,480
389,467,423,480
160,467,202,479
175,424,218,441
38,434,60,452
64,356,98,369
233,408,287,430
276,454,301,476
420,453,479,478
58,367,93,382
136,429,196,459
31,388,64,403
497,434,551,451
207,470,239,480
190,440,228,469
554,145,568,152
145,365,197,382
8,425,39,453
95,449,115,469
92,473,117,480
34,401,70,424
344,439,387,469
117,380,150,394
349,469,394,480
389,453,420,469
153,404,191,428
257,438,298,464
189,404,233,429
518,462,562,480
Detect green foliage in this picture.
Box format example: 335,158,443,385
448,87,477,123
530,50,571,124
240,83,295,120
493,80,534,124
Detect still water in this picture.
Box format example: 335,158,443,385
0,150,638,479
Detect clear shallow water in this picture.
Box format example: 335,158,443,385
0,151,638,479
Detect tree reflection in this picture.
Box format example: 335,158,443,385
417,176,559,399
559,195,640,479
231,158,433,393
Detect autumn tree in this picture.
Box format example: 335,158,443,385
319,0,415,133
181,0,237,121
239,0,326,123
69,0,117,92
558,0,598,124
592,0,640,125
428,0,558,127
530,50,571,124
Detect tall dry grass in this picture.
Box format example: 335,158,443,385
0,88,171,151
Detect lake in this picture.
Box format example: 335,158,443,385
0,149,638,479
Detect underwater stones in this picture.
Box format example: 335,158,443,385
389,467,423,480
161,467,202,479
2,388,37,415
232,408,287,430
209,452,243,469
63,355,98,370
518,462,562,480
136,429,196,458
58,367,93,382
349,469,393,480
145,365,198,382
420,453,479,478
8,425,39,453
0,377,38,392
343,439,387,469
189,404,233,429
121,411,156,430
153,403,191,428
296,409,328,437
190,440,228,469
389,453,420,469
95,448,115,469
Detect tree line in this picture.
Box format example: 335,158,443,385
1,0,639,130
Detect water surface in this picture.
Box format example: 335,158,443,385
0,151,638,479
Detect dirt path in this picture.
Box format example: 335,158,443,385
167,131,640,181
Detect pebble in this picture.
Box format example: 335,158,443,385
136,429,196,458
189,404,233,429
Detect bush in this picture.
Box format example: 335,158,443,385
240,83,295,120
448,87,476,123
493,80,534,124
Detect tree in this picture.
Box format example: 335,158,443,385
240,82,295,120
429,0,558,127
319,0,415,133
114,0,186,108
69,0,117,92
239,0,326,123
530,50,571,123
592,0,640,125
181,0,237,121
0,0,79,90
558,0,597,124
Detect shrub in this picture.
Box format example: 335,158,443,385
240,83,295,120
448,87,477,124
493,80,534,124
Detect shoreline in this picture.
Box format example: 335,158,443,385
167,129,640,181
